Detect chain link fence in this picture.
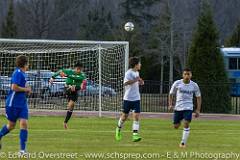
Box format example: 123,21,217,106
1,79,240,114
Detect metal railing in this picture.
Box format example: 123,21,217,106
140,81,240,114
1,79,240,114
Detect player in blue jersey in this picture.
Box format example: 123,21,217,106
0,55,31,154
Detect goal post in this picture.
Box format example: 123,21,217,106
98,44,102,117
0,38,129,117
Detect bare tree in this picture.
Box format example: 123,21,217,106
15,0,81,39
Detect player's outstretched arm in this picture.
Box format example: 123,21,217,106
50,69,70,83
52,69,70,78
68,74,86,81
12,84,31,93
49,72,59,83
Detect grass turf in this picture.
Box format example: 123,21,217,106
0,116,239,160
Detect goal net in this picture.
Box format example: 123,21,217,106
0,39,129,116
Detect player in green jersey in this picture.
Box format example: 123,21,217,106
49,62,87,129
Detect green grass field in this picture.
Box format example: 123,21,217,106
0,116,240,160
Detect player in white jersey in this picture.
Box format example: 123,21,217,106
115,57,144,142
169,68,202,148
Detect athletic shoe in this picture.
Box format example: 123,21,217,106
132,133,141,142
179,142,186,148
115,127,122,141
19,150,29,159
63,122,68,130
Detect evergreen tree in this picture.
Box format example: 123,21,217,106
1,0,17,38
225,22,240,47
119,0,160,74
79,6,114,41
145,2,171,81
120,0,159,28
187,1,231,113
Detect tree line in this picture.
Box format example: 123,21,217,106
1,0,240,113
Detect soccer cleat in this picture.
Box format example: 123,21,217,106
19,150,27,154
19,150,29,159
115,128,122,141
132,133,142,142
63,122,68,130
179,142,186,148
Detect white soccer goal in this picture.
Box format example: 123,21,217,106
0,38,129,117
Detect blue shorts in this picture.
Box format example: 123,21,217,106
6,106,29,122
173,110,192,124
122,100,140,114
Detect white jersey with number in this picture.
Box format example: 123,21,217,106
123,69,140,101
169,79,201,111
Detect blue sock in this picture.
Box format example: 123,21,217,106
20,129,28,151
0,125,10,139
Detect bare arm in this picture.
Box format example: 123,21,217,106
49,69,70,83
124,77,140,86
168,81,177,111
168,94,174,111
196,96,202,111
195,96,202,118
11,84,31,93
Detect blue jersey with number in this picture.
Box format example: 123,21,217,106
6,68,27,108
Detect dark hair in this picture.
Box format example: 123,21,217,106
16,55,29,68
129,57,140,68
75,62,83,68
183,68,192,72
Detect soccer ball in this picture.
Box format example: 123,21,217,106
124,22,134,32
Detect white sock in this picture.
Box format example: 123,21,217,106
181,127,190,144
117,118,124,129
132,121,140,134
